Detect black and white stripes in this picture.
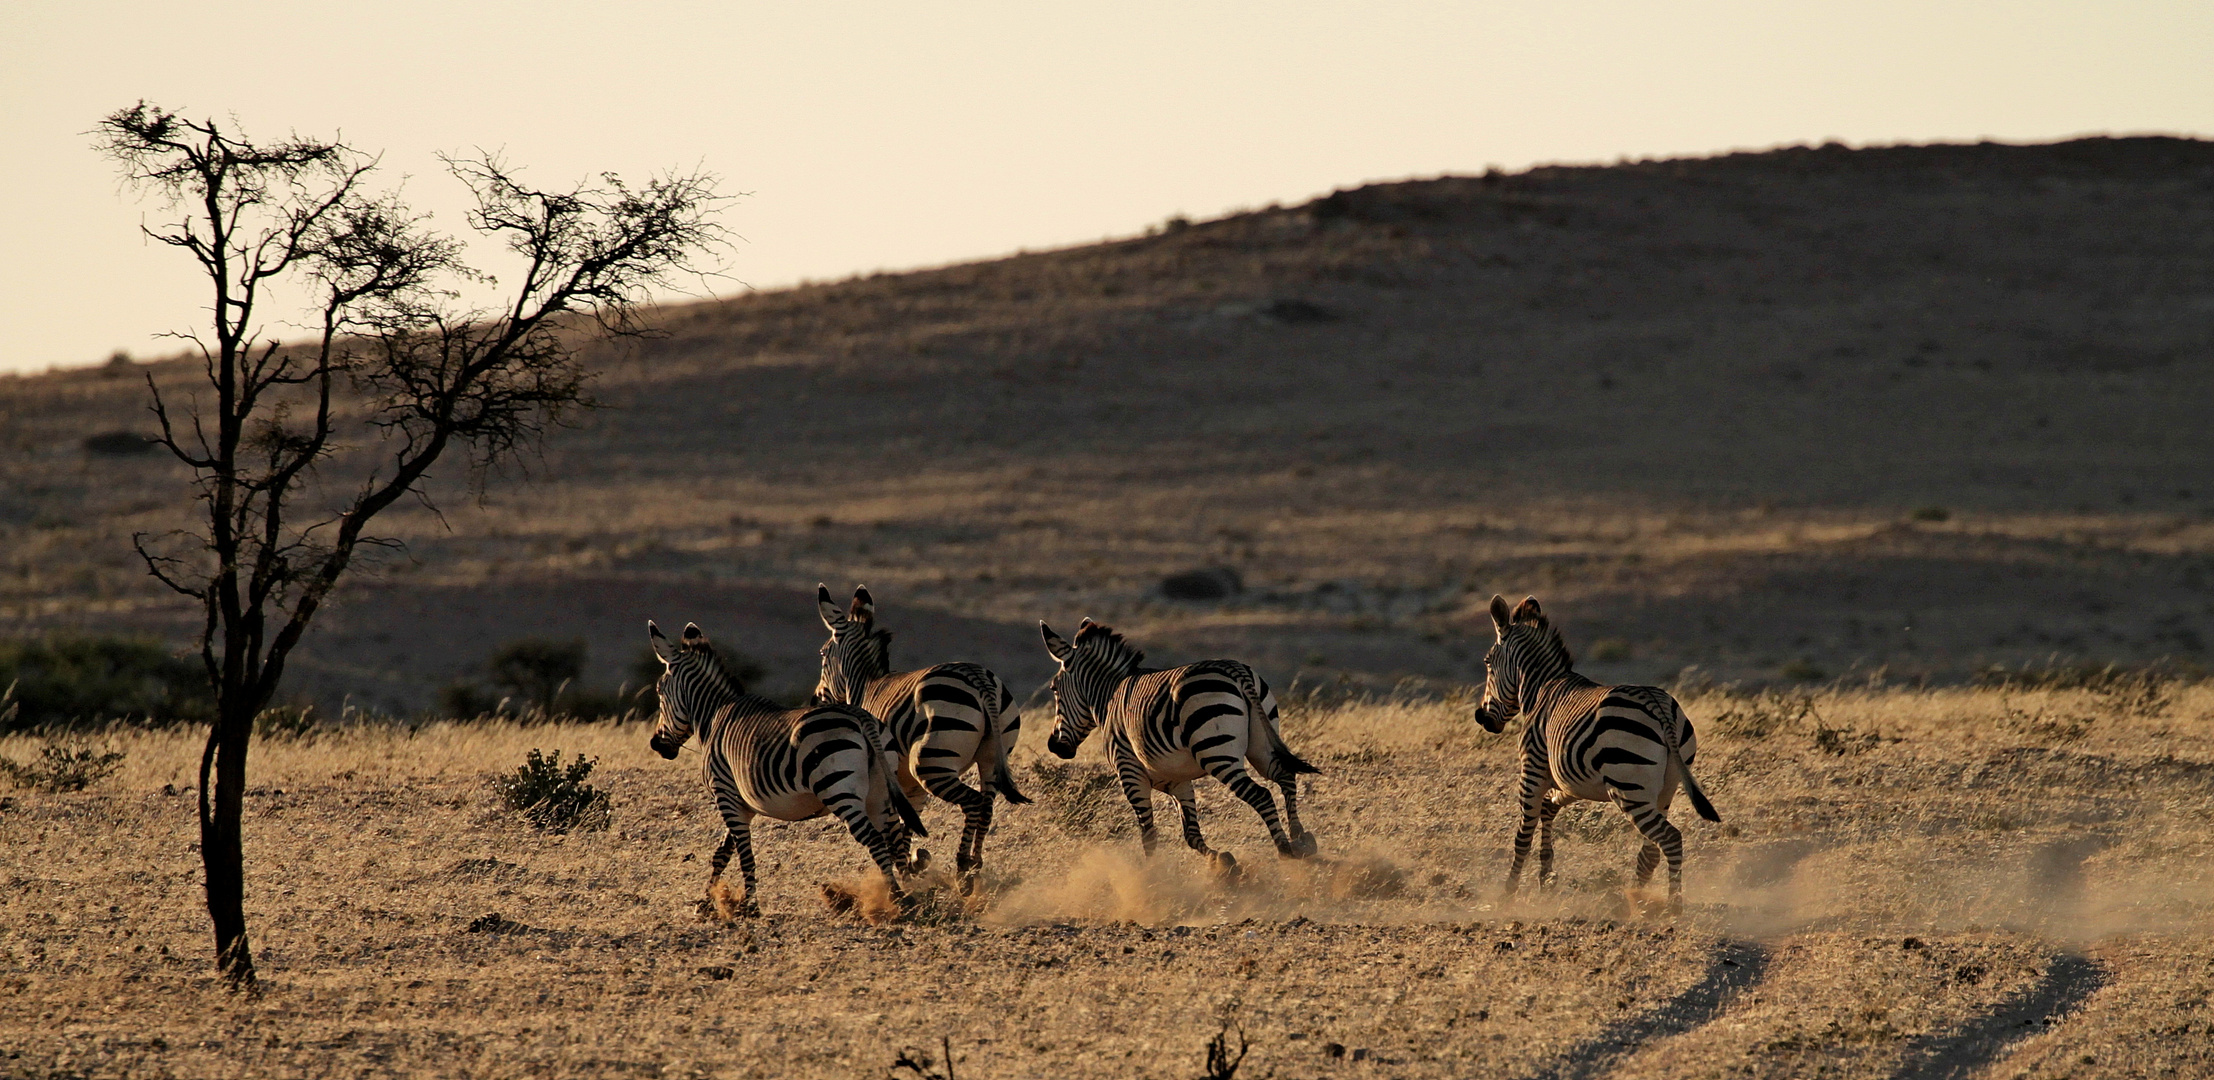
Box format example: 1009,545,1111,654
815,584,1028,884
1039,618,1320,870
647,620,926,915
1474,594,1720,910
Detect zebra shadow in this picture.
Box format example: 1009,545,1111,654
1884,953,2108,1080
1515,940,1771,1080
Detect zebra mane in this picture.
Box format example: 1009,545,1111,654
1511,620,1574,669
684,639,749,700
1074,620,1144,670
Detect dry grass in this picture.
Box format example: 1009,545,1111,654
3,681,2209,1078
4,138,2213,718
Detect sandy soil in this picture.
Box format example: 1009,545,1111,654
4,683,2210,1078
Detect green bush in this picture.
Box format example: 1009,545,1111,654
0,635,211,732
1,742,127,792
492,748,611,832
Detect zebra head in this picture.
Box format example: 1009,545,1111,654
1040,618,1142,759
1475,594,1573,733
647,620,734,759
814,583,891,707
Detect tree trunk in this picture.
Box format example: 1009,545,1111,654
199,701,257,990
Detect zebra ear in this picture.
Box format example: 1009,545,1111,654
648,620,676,663
1040,621,1074,662
850,585,875,624
1488,594,1513,630
1511,596,1545,625
817,584,845,631
681,622,708,647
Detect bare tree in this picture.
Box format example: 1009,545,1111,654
95,101,725,990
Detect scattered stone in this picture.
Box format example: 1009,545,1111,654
1323,1042,1346,1059
697,965,734,980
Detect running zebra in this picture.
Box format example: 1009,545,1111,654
1039,618,1319,870
647,620,927,916
814,584,1029,884
1473,595,1720,911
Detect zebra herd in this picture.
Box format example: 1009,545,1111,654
645,585,1722,916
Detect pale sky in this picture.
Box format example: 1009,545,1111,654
3,1,2209,374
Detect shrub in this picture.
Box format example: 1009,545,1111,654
0,635,211,732
1708,690,1818,741
487,637,587,713
1974,659,2191,716
0,742,126,792
492,749,611,832
253,703,320,740
82,431,157,456
438,680,508,720
1588,639,1633,662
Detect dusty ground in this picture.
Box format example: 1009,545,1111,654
3,137,2213,714
4,682,2211,1079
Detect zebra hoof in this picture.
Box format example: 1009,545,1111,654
1278,832,1320,859
1207,851,1240,879
905,848,933,873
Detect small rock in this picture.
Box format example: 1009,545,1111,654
1322,1042,1346,1059
697,965,734,980
1160,567,1242,601
1351,1048,1371,1062
1260,298,1338,324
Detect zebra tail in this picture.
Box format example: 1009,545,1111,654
980,679,1031,804
889,779,930,837
1239,667,1320,776
1667,701,1721,823
862,709,929,838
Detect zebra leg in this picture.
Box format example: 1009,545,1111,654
1108,733,1159,855
1172,781,1239,877
1537,793,1564,890
1505,771,1548,895
919,767,992,880
1635,838,1663,886
1615,792,1686,913
1273,773,1320,857
820,788,908,905
1204,759,1304,858
707,811,760,918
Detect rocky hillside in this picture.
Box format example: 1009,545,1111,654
4,136,2211,713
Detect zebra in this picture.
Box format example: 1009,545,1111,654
1472,594,1720,912
1039,618,1320,871
646,619,927,916
814,584,1029,885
